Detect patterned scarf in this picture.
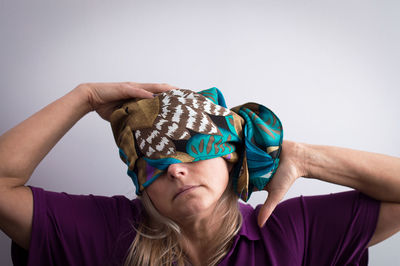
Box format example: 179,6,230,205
110,87,283,201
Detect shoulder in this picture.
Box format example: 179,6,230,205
12,186,146,266
223,191,380,265
28,185,145,226
29,185,142,205
237,190,376,239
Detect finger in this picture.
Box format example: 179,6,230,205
130,82,179,93
85,82,178,95
126,87,155,99
257,190,284,228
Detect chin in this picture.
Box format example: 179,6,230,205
174,195,216,217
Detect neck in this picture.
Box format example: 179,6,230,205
177,202,227,265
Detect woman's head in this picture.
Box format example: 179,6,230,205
116,87,283,265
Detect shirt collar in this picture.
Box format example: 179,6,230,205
237,202,261,241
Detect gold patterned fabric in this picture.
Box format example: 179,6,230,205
110,87,283,201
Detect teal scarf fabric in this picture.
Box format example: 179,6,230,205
110,87,283,201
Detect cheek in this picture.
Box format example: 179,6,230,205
205,165,230,194
217,173,229,194
145,180,172,215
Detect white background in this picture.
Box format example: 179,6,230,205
1,0,399,265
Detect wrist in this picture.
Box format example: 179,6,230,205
71,84,95,114
282,140,309,178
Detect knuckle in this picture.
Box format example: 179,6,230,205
119,82,132,90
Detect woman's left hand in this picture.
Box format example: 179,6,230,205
257,140,305,227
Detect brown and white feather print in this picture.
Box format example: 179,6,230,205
135,89,232,158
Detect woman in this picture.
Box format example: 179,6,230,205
1,82,399,266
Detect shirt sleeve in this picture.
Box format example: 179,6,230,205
278,189,381,265
11,185,142,266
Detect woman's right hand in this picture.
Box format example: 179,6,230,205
77,82,179,121
257,140,305,227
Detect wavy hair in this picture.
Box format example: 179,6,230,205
123,177,242,266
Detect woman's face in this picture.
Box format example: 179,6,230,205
145,157,232,222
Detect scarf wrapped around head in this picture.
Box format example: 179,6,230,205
110,87,283,201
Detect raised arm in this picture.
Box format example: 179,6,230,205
257,140,400,247
300,142,400,203
299,141,400,247
0,82,176,250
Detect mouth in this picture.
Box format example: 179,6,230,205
173,185,199,200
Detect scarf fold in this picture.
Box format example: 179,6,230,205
110,87,283,201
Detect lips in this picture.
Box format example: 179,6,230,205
173,185,199,200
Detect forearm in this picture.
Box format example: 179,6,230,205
297,142,400,203
0,86,92,185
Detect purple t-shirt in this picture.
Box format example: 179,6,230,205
11,186,380,265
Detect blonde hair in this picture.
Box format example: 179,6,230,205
123,178,242,266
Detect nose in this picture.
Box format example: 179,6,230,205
166,163,188,180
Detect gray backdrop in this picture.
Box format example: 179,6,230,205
1,0,399,265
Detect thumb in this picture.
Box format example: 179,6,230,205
257,190,284,228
